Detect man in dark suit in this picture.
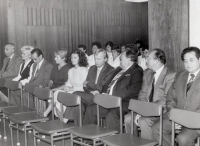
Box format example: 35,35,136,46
23,48,53,109
65,49,114,125
83,49,143,131
153,47,200,146
0,43,23,96
124,49,176,139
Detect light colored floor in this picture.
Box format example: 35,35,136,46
0,119,71,146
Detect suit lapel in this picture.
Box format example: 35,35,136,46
181,72,188,98
97,63,107,83
154,66,168,93
146,70,154,98
117,64,135,82
187,71,200,97
7,54,15,70
36,60,46,77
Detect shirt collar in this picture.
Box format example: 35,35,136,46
9,53,14,59
97,64,104,71
155,65,164,75
189,68,200,78
37,58,44,69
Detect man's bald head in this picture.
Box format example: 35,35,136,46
4,43,15,57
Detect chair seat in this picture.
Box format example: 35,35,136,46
0,102,16,110
2,106,36,116
31,120,75,134
69,124,118,139
9,113,49,124
102,133,158,146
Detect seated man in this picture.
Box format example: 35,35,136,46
23,48,53,109
65,49,114,125
83,48,143,131
0,43,23,97
87,42,101,67
124,48,176,139
153,47,200,146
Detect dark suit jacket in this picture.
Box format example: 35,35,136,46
166,70,200,118
19,60,34,81
139,66,176,112
30,59,53,87
0,54,23,79
102,63,143,101
84,63,114,93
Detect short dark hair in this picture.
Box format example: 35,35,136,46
142,45,149,51
135,40,144,47
71,50,88,67
105,41,114,49
125,49,138,63
153,48,166,64
125,45,138,55
78,44,87,51
112,45,121,54
92,42,101,49
181,47,200,61
31,48,43,57
5,43,15,50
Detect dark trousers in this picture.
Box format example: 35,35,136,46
64,91,94,126
152,116,200,146
0,87,8,97
83,104,126,132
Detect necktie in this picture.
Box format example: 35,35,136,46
4,58,10,72
20,62,25,74
149,72,155,102
95,68,101,84
107,70,125,94
33,65,39,81
186,74,195,93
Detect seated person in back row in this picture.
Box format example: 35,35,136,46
83,48,143,132
0,43,23,99
87,42,101,67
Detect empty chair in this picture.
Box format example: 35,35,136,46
102,99,163,146
31,92,82,146
169,108,200,146
2,80,36,141
69,94,122,146
9,85,49,146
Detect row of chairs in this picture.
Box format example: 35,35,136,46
0,78,200,146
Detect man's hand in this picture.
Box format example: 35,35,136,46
90,90,99,95
83,81,88,87
134,114,141,127
175,123,182,130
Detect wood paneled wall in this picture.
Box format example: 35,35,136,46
0,0,8,67
148,0,189,71
2,0,148,64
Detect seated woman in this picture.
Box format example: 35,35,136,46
109,45,121,68
7,46,34,105
43,49,71,116
137,45,149,70
45,50,88,122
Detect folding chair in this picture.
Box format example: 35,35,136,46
169,108,200,146
9,85,49,146
31,92,82,146
70,94,122,146
2,80,36,142
102,99,163,146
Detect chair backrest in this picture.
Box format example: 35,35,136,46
0,78,6,87
57,92,82,126
170,108,200,128
128,99,163,145
94,94,121,109
24,83,39,94
128,99,162,116
94,94,123,133
4,80,20,90
33,87,50,100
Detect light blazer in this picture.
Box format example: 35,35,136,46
0,54,23,79
84,62,114,93
139,66,176,112
167,70,200,116
30,60,53,87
